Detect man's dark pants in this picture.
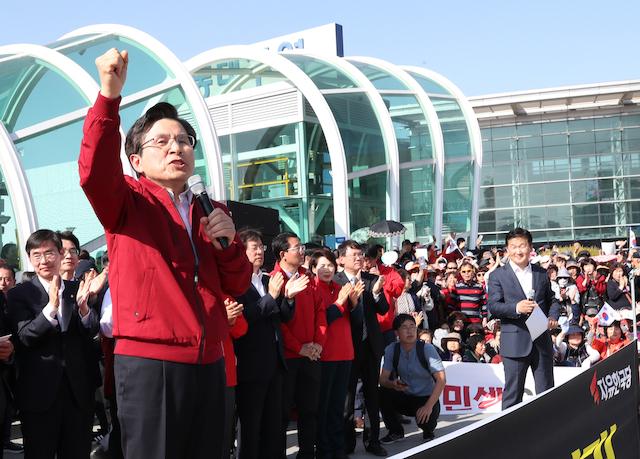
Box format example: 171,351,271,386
115,355,225,459
501,346,554,410
379,387,440,437
282,358,321,459
236,368,284,459
344,340,382,451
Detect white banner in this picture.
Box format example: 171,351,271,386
439,362,584,413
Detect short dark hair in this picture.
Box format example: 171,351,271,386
125,102,197,159
272,232,299,261
309,249,337,271
459,261,476,272
366,244,381,260
393,313,416,330
396,268,409,281
337,240,362,258
467,334,485,351
238,229,263,245
0,265,15,280
57,230,80,251
304,242,322,258
505,227,532,246
456,237,466,245
25,229,62,255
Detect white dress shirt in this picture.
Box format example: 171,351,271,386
168,188,193,237
509,260,534,297
251,272,267,297
100,288,113,338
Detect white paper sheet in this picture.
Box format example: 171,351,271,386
525,306,548,341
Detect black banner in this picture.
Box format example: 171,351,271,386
395,341,640,459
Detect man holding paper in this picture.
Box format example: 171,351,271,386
487,228,561,409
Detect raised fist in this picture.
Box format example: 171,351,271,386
95,48,129,99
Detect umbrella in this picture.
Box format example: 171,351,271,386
350,227,370,244
368,220,406,238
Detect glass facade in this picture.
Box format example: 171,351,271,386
479,111,640,245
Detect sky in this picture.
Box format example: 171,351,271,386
2,0,638,96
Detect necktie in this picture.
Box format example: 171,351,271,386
352,277,367,341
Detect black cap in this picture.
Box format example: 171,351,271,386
74,259,97,280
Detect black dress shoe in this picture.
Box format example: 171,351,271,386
365,442,388,457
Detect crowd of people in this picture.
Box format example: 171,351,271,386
0,227,636,458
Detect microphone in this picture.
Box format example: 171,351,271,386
526,289,535,301
187,175,229,249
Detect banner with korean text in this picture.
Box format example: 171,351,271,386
393,342,640,459
439,362,582,413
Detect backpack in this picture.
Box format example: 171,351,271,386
392,340,435,382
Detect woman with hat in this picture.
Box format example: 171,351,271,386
551,267,581,325
439,332,463,362
554,325,600,368
606,263,632,310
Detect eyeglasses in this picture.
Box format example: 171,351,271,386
248,244,267,252
286,245,305,254
140,134,196,151
63,248,79,256
344,253,364,259
30,250,58,263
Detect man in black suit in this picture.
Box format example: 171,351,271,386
234,229,293,459
7,229,99,459
334,240,388,457
487,228,561,409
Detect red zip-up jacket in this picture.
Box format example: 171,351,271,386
79,94,252,364
223,314,248,387
376,262,404,332
313,277,353,362
271,265,327,359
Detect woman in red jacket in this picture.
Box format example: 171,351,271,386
311,249,353,459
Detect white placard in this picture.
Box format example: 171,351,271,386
525,306,549,341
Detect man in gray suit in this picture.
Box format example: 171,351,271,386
487,228,561,409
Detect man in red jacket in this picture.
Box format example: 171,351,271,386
271,232,326,459
79,49,252,459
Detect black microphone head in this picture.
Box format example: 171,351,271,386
187,175,206,195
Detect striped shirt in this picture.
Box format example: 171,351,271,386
451,281,487,323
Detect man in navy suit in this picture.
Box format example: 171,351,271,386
7,229,99,458
487,228,560,409
233,229,293,459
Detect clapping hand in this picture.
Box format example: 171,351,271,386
224,298,244,326
285,274,310,299
49,275,61,309
372,275,385,295
77,270,97,316
337,283,352,306
268,272,285,299
348,280,365,308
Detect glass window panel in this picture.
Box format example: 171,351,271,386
347,60,407,90
324,93,386,171
622,115,640,127
622,138,640,153
542,120,567,134
544,145,568,159
191,59,288,97
522,183,547,207
623,127,640,140
573,204,599,227
491,126,516,139
516,123,541,137
385,95,433,163
0,55,88,132
443,211,469,233
522,207,546,230
0,169,21,270
478,211,496,233
495,209,517,232
431,97,471,159
627,178,640,199
624,154,640,176
491,138,516,152
400,167,434,238
405,71,451,95
305,122,333,197
349,172,386,233
595,116,622,130
542,134,567,147
519,136,542,149
283,54,357,89
575,227,602,240
595,129,621,143
542,159,569,181
569,131,595,145
54,35,174,98
568,119,594,132
546,206,571,228
14,118,102,251
569,142,596,156
570,156,597,180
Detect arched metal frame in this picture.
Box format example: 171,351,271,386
59,24,227,200
285,51,401,225
346,56,447,246
184,45,351,238
0,43,107,266
402,66,483,248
